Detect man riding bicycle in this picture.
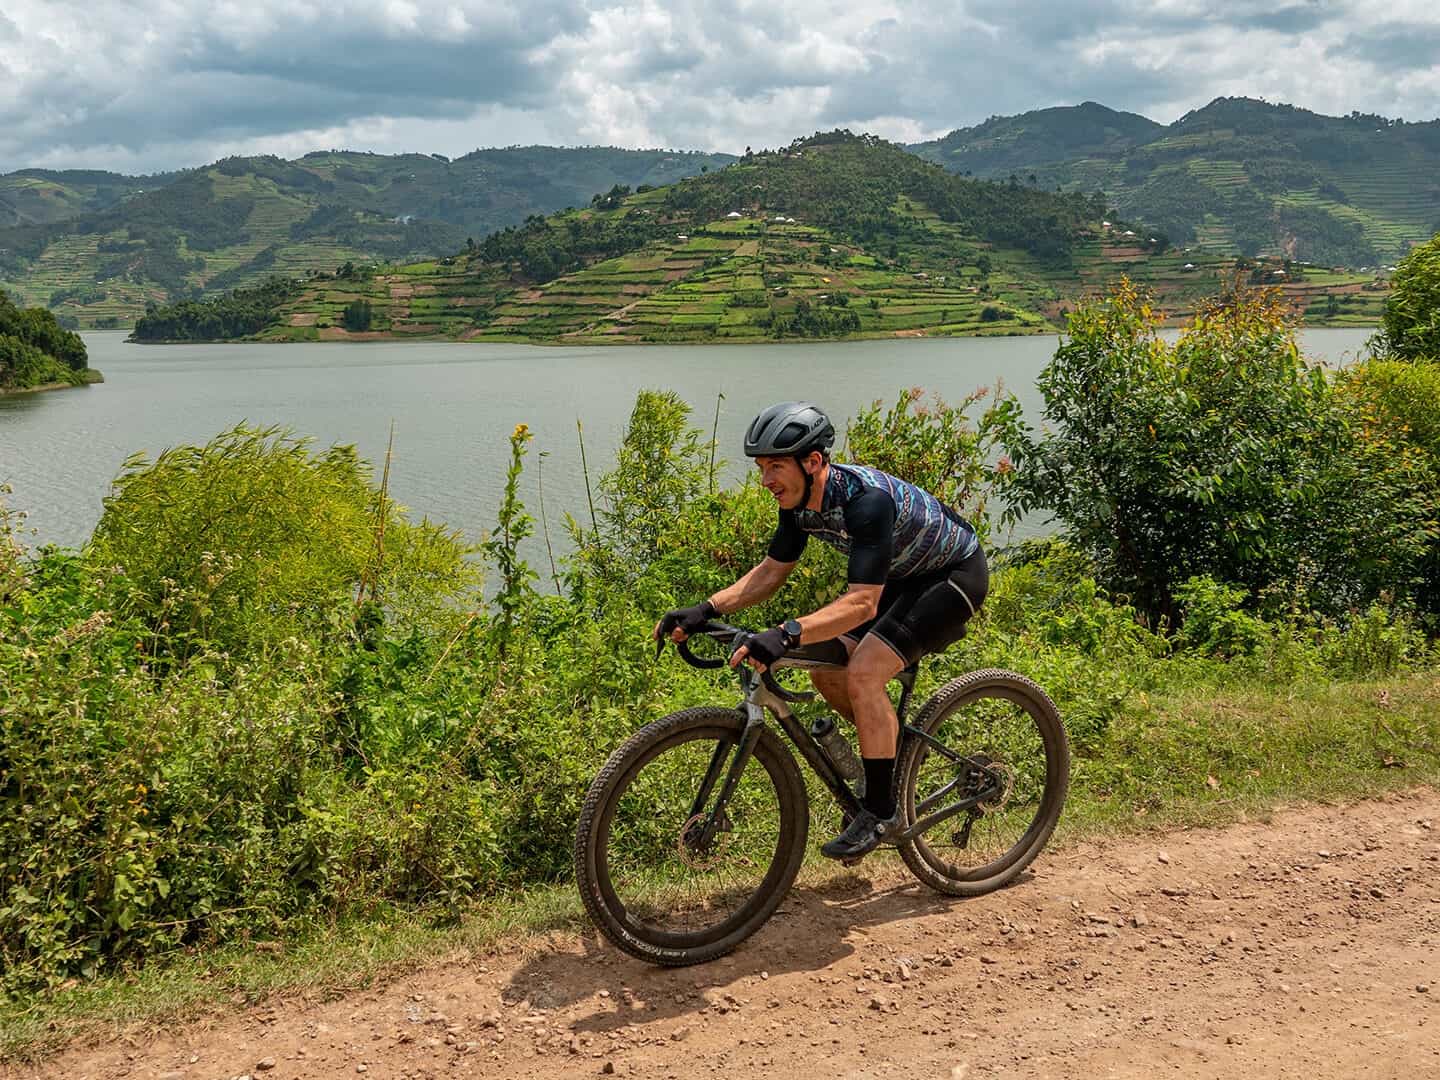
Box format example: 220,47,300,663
655,401,989,861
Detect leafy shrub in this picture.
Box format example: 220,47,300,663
1373,231,1440,361
1000,280,1435,624
88,424,475,658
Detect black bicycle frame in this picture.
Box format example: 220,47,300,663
675,625,1006,846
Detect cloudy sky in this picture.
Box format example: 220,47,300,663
4,0,1439,174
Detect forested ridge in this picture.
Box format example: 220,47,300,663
0,147,734,328
911,96,1440,265
0,290,92,392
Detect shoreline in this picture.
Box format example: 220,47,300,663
122,317,1382,347
0,370,104,396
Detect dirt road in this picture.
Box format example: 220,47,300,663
12,790,1440,1080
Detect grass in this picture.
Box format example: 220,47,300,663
2,669,1435,1062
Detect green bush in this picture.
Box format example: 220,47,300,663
1373,232,1440,362
88,424,476,657
1000,281,1435,624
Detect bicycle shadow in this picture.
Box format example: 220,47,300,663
499,861,1036,1036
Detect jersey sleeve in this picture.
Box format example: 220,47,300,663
843,488,897,584
766,509,807,563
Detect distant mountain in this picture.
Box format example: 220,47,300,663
0,147,735,327
134,130,1386,347
0,169,183,228
912,97,1440,265
910,102,1163,178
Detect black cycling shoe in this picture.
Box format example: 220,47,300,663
820,808,900,861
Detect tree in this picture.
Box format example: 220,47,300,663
1372,231,1440,361
342,298,373,332
1000,281,1435,625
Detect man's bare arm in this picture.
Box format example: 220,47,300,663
792,583,883,644
728,581,883,670
708,557,796,616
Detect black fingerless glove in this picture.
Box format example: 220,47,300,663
658,599,717,640
736,626,789,668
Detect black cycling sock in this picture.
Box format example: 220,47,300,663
862,757,896,819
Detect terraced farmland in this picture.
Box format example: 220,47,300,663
256,213,1373,346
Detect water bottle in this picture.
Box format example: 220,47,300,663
811,715,865,797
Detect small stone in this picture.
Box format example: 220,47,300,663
1418,984,1431,994
671,1026,692,1041
979,954,999,965
1132,910,1151,928
602,1062,616,1075
869,995,893,1011
356,1066,368,1075
1157,851,1171,865
598,989,610,998
255,1060,276,1072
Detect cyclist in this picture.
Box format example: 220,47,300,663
655,401,988,861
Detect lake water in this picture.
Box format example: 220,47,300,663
0,328,1376,552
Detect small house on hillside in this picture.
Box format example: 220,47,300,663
726,211,743,219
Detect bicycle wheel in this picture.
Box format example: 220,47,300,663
896,669,1069,896
575,706,809,966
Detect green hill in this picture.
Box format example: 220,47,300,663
133,131,1382,345
912,97,1440,265
0,147,734,328
0,169,183,228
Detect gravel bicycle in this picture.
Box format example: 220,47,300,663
574,623,1069,966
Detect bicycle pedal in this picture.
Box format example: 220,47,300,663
840,855,865,868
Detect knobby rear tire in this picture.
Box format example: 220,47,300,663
575,706,809,966
896,669,1069,897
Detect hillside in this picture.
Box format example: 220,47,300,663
0,147,734,328
133,132,1385,345
911,97,1440,265
0,169,183,228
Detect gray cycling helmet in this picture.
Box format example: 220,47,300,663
744,402,835,458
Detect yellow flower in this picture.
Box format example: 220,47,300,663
511,423,532,442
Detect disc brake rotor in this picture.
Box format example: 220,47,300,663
977,761,1015,813
676,811,733,871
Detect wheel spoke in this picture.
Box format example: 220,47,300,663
898,674,1068,894
600,727,785,939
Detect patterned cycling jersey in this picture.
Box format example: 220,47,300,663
768,463,978,583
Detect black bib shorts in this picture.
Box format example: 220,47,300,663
839,544,989,667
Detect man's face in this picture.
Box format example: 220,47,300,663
755,454,818,510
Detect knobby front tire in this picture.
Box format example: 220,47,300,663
896,669,1069,897
575,706,809,966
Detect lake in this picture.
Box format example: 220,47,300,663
0,328,1377,552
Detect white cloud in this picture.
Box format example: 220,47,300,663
1,0,1438,172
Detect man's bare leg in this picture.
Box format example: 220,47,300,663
846,637,906,759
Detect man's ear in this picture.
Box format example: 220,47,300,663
803,452,823,475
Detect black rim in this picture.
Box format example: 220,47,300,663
905,686,1063,882
594,724,794,949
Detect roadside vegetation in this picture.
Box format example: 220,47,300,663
0,290,95,393
2,270,1438,1055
